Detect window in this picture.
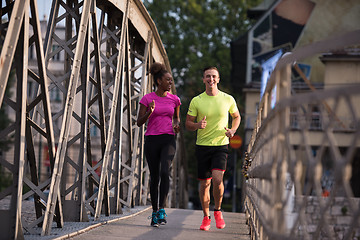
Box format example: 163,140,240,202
309,105,322,130
49,87,61,102
290,107,300,129
52,45,61,61
29,44,34,60
90,125,98,137
27,81,33,98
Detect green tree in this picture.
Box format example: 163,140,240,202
143,0,260,208
144,0,259,95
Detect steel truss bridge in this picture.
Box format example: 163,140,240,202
243,30,360,240
0,0,187,239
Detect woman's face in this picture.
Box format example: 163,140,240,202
158,72,173,92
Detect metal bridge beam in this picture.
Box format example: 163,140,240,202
0,0,187,238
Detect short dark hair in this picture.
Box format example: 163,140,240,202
203,66,220,77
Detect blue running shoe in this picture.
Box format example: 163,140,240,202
149,212,159,227
157,208,167,225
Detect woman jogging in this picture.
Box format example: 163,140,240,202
137,62,181,227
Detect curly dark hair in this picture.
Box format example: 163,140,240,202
150,62,168,86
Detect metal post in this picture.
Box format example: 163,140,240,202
232,150,237,212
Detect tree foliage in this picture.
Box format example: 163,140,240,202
144,0,259,98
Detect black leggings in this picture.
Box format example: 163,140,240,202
144,134,176,211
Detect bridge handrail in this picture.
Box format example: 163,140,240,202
243,29,360,239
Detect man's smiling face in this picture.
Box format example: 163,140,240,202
203,69,219,89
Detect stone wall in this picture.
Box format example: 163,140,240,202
295,196,360,239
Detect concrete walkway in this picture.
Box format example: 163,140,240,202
69,208,250,240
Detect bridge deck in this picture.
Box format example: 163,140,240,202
69,208,250,240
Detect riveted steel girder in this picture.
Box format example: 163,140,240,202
0,0,188,238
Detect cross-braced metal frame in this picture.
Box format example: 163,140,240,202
243,30,360,240
0,0,186,238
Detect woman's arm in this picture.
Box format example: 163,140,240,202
136,100,155,127
173,105,181,133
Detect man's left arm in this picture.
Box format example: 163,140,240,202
224,111,241,138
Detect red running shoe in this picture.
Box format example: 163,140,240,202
214,211,226,229
200,216,211,231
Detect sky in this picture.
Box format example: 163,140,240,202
1,0,52,21
29,0,103,25
37,0,52,21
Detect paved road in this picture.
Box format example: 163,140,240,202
69,208,250,240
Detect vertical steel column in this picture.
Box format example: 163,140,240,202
12,2,29,239
94,0,130,220
84,3,107,217
0,0,59,238
136,50,152,206
94,9,121,217
78,22,90,222
110,21,128,214
41,0,92,235
0,0,26,106
131,31,152,206
0,1,29,239
23,0,63,232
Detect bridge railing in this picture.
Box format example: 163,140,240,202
243,30,360,240
0,0,186,238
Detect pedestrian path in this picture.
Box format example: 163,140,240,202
24,206,151,240
68,208,251,240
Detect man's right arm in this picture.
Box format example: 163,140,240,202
186,114,207,131
185,115,198,131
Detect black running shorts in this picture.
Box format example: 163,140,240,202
195,145,228,180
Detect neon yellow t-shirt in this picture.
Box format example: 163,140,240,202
187,91,238,146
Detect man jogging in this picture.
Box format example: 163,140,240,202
185,66,241,231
